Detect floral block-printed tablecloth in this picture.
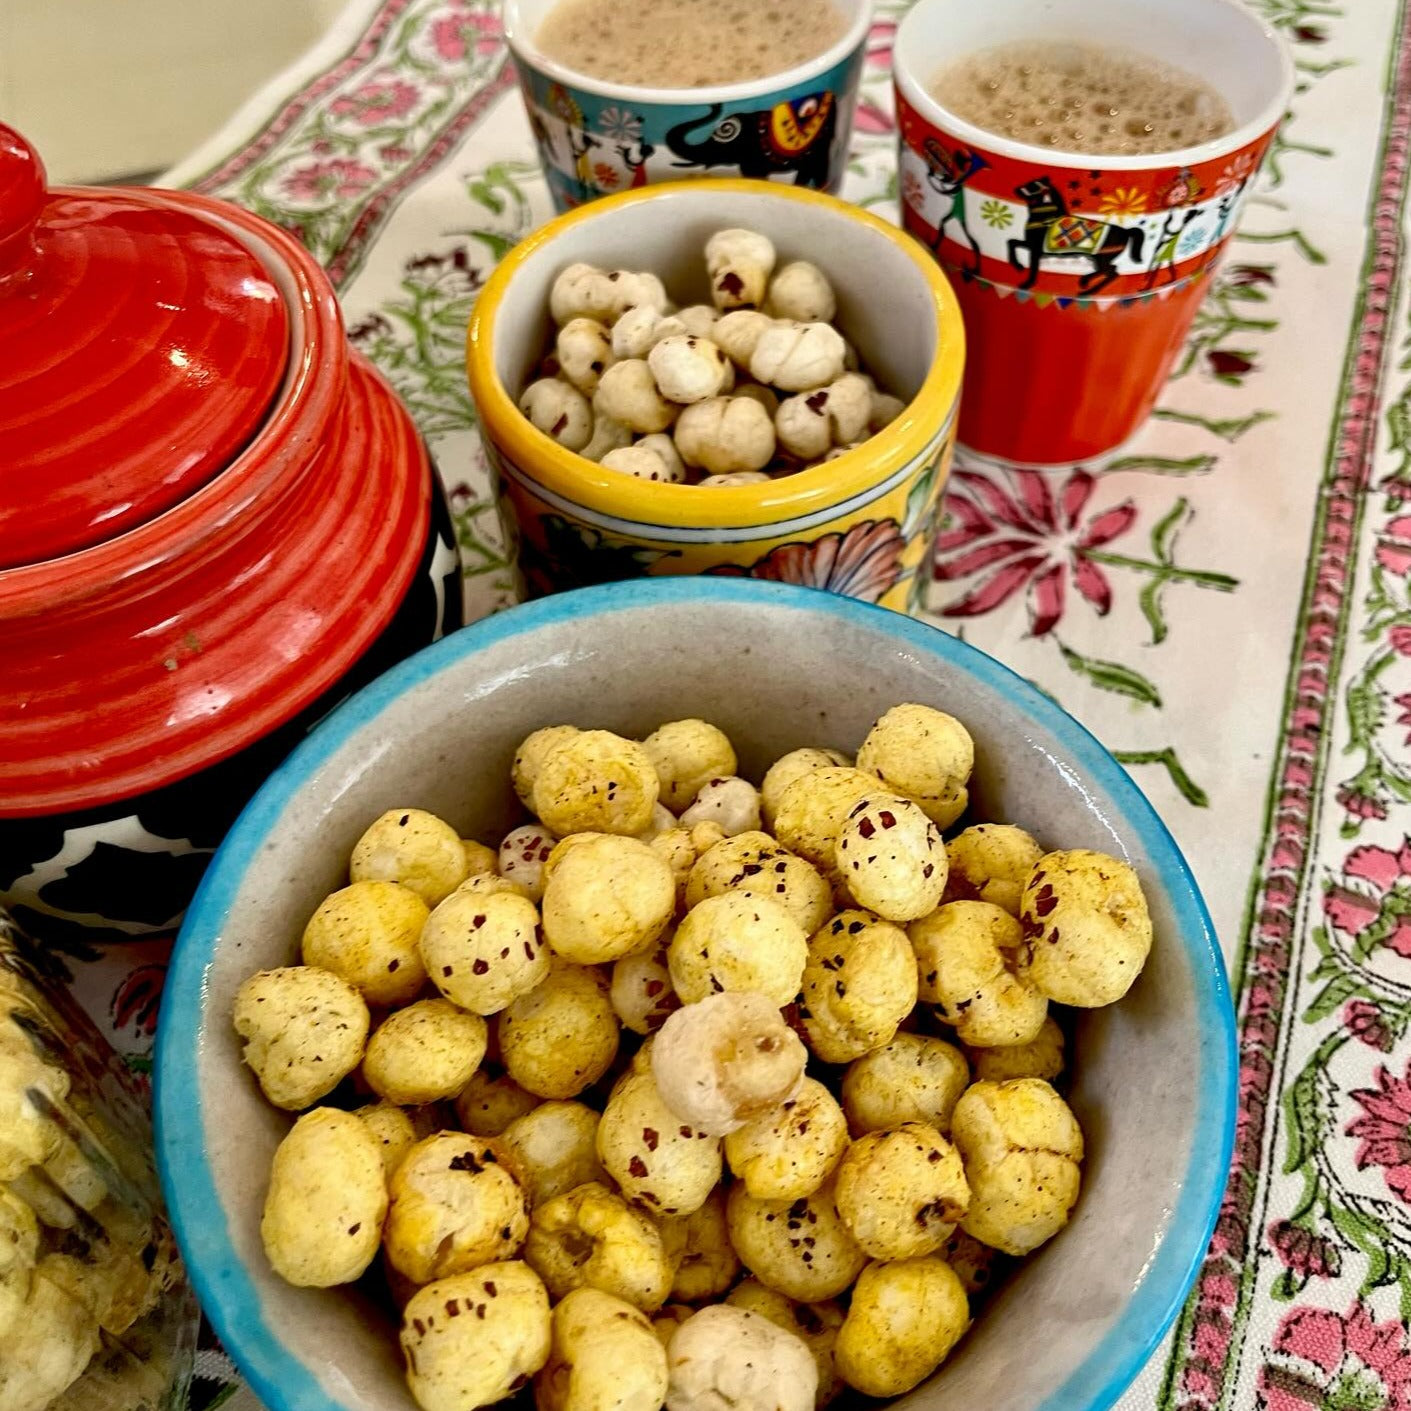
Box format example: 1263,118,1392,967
63,0,1411,1403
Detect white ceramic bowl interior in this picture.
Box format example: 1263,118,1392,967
157,579,1233,1411
480,183,941,423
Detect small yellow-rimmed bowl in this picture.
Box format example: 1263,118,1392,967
466,178,964,613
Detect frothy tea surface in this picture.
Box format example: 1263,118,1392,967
535,0,850,88
930,40,1235,156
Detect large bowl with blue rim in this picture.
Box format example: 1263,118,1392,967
155,577,1234,1411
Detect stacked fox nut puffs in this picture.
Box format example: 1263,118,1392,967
233,703,1153,1411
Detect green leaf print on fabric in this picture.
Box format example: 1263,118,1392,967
1057,641,1163,708
1239,225,1330,264
1111,747,1211,808
1104,453,1219,476
1173,263,1280,383
350,250,482,438
450,486,514,589
1150,408,1277,442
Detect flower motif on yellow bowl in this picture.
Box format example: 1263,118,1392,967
709,519,906,603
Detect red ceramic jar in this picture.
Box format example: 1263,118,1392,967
0,125,461,948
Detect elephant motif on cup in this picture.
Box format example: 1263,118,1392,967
664,93,837,187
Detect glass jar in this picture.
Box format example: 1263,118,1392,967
0,909,197,1410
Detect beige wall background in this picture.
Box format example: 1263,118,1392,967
0,0,347,183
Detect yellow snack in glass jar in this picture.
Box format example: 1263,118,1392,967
0,1187,38,1341
0,1265,101,1411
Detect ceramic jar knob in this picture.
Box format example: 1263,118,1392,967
0,124,44,281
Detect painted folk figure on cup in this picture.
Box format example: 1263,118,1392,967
893,0,1294,465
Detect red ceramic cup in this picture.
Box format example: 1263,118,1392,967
894,0,1293,465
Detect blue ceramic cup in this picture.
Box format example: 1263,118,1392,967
504,0,872,212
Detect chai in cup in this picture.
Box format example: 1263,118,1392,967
535,0,850,88
504,0,872,211
893,0,1293,464
929,41,1235,157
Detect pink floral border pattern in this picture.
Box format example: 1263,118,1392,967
1258,1300,1411,1411
190,0,418,193
1160,1,1411,1404
185,0,512,288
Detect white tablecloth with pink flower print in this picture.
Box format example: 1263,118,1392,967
62,0,1411,1404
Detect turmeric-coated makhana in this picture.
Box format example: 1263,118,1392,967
233,701,1153,1411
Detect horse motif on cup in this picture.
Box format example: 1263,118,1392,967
1009,176,1145,293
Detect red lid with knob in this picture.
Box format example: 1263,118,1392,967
0,123,289,569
